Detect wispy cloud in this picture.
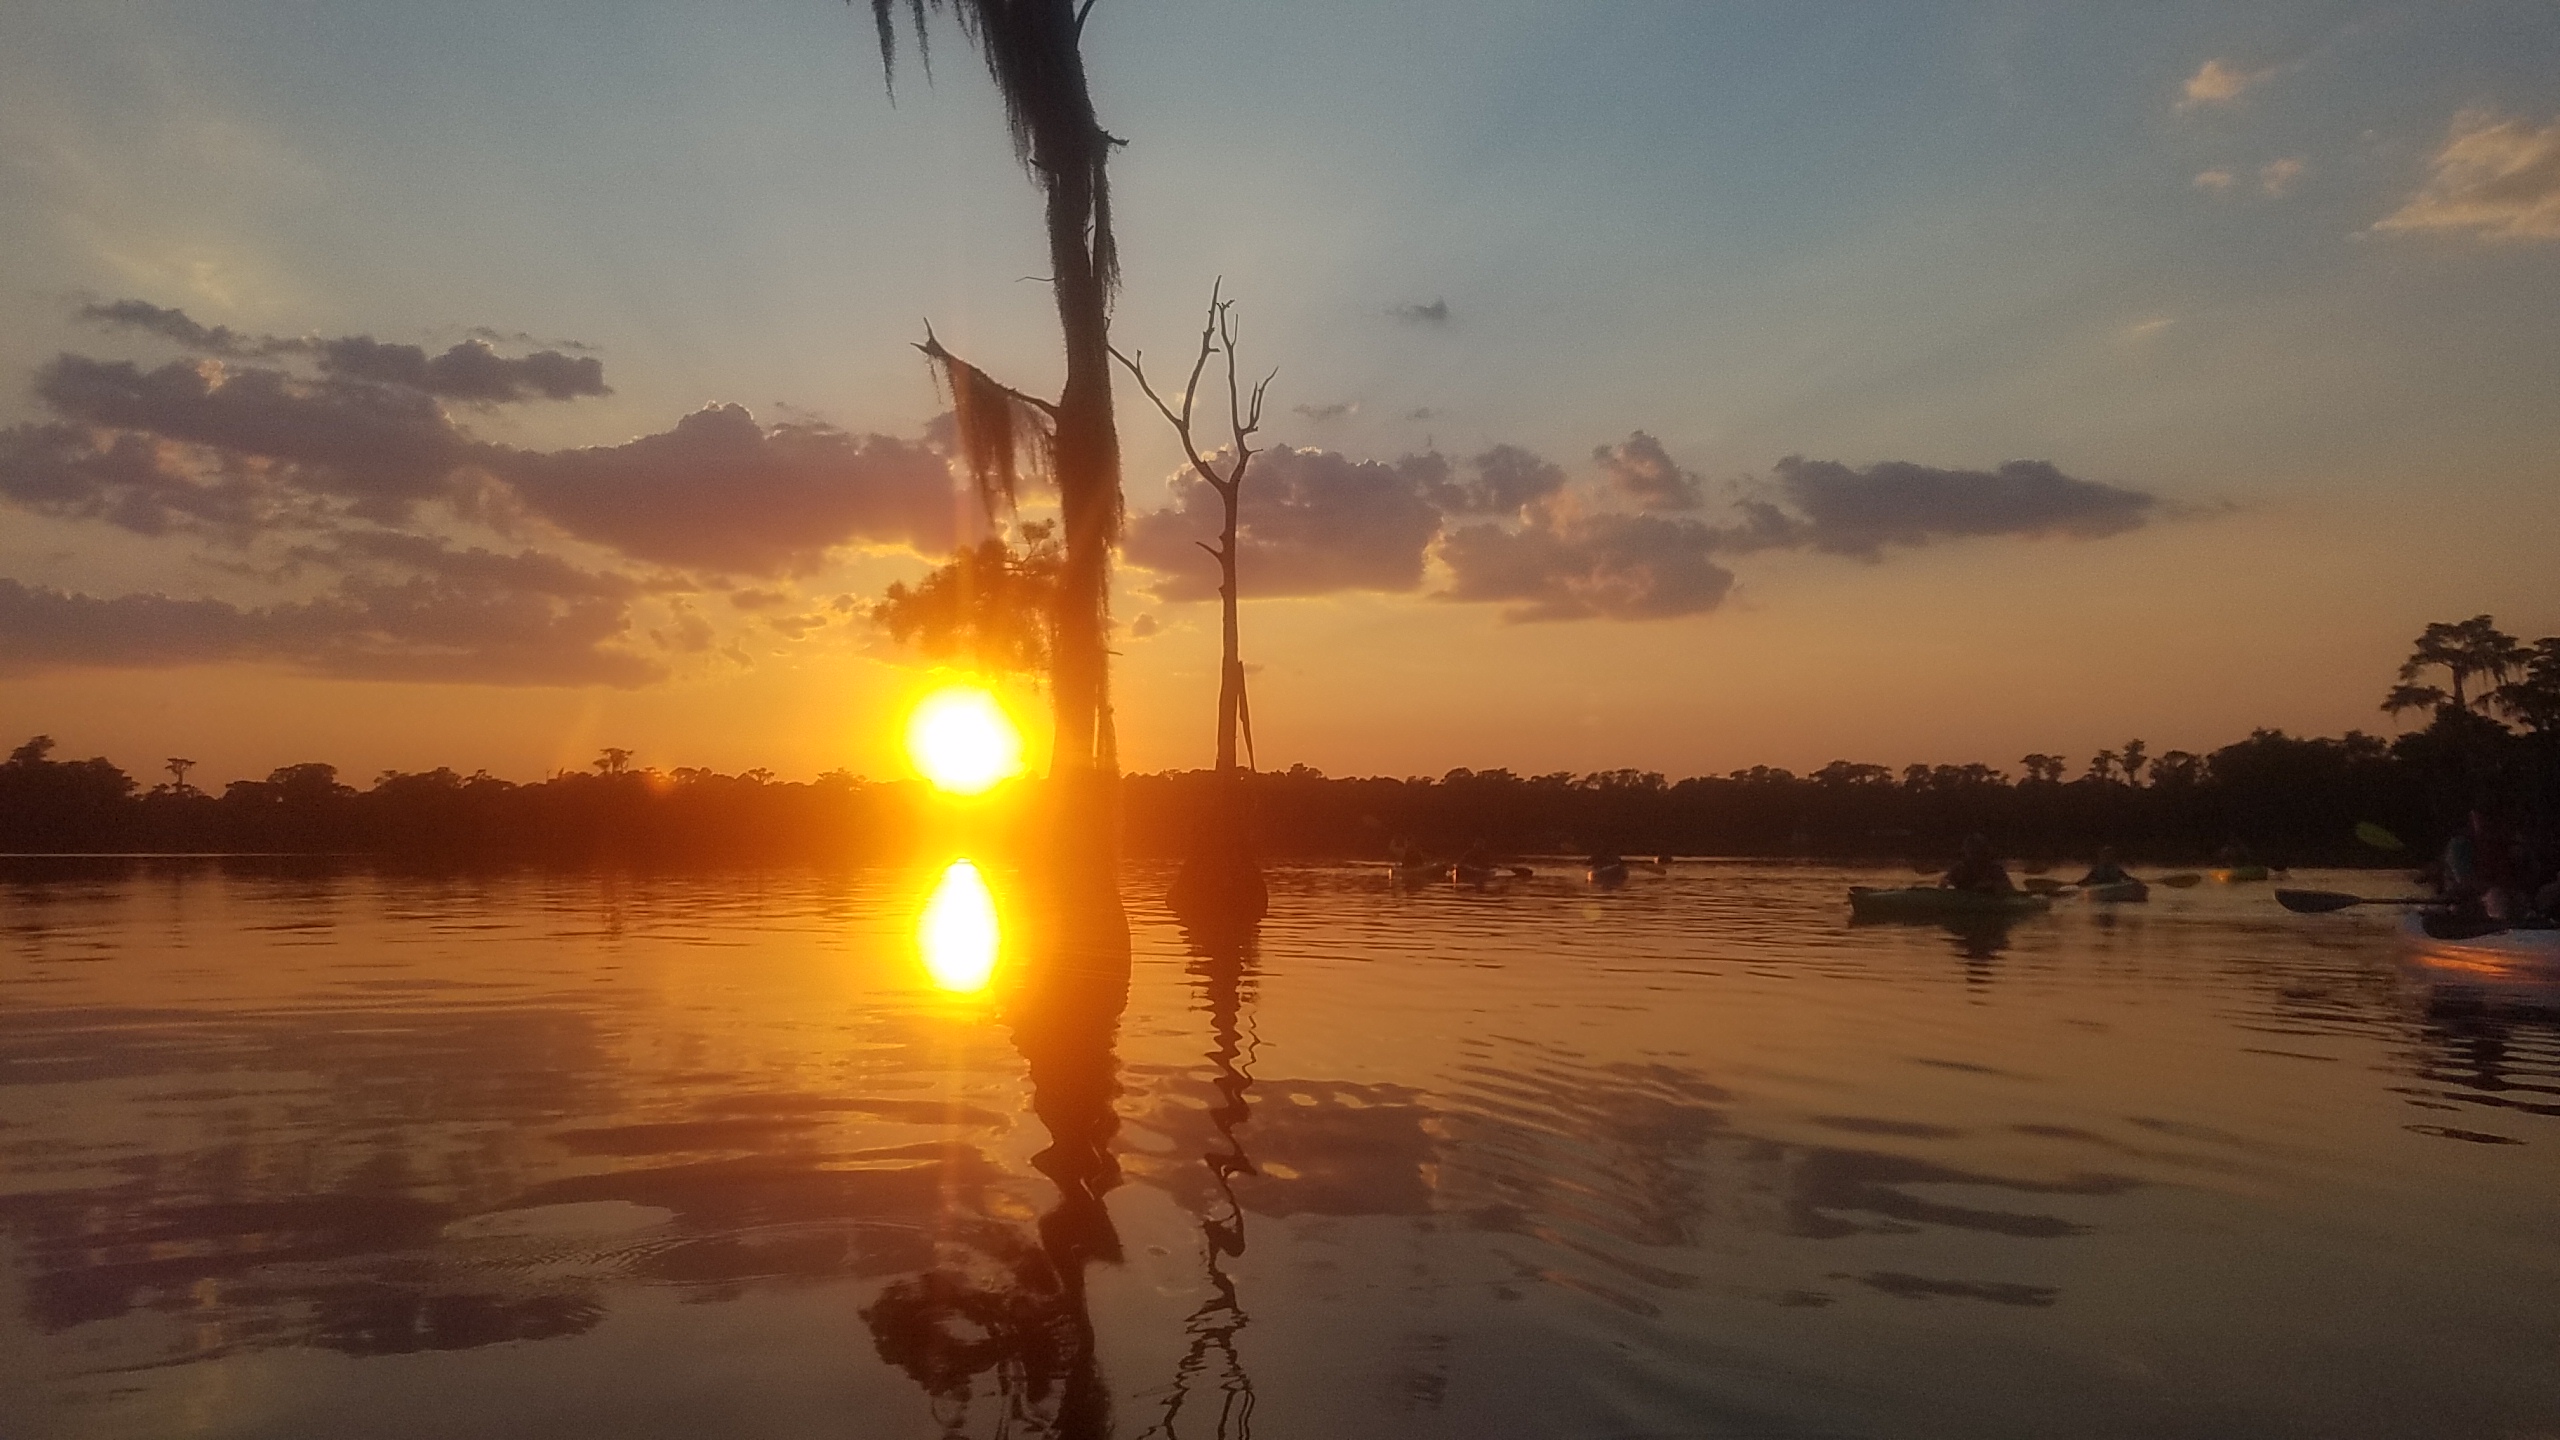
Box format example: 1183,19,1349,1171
2193,169,2237,193
1293,400,1358,422
2178,58,2269,110
2259,156,2306,198
1388,298,1451,326
2375,110,2560,242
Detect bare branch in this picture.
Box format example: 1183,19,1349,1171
917,328,1059,417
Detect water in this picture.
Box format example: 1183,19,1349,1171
3,858,2554,1439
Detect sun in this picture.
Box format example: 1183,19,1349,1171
904,684,1026,795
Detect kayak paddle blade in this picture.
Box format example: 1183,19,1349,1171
2275,888,2362,913
2354,821,2405,852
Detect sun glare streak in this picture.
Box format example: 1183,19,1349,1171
904,685,1026,795
918,859,1000,993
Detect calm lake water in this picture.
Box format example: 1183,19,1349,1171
3,858,2555,1439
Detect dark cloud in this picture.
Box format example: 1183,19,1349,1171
1437,511,1737,622
1422,443,1569,517
488,405,963,576
76,299,263,356
1770,456,2156,559
77,301,607,403
0,421,302,537
1389,299,1451,325
0,570,662,687
313,337,608,403
1594,431,1704,511
1123,445,1445,601
1128,613,1159,638
1293,401,1358,422
34,356,468,515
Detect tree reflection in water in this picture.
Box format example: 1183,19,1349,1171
865,902,1129,1439
1142,921,1262,1440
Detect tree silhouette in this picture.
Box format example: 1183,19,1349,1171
1114,281,1273,782
593,748,634,777
2493,636,2560,734
2019,753,2066,785
2384,615,2530,719
872,523,1064,675
2085,750,2117,784
867,0,1129,788
1114,283,1276,923
164,757,197,796
2117,739,2148,786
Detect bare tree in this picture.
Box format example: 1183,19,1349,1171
867,0,1128,785
1112,282,1274,923
1112,281,1274,779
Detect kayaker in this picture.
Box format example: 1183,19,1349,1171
2076,848,2134,887
2440,806,2527,922
1940,834,2016,895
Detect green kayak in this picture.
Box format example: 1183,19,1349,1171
2081,880,2150,903
2213,865,2270,884
1848,886,2051,920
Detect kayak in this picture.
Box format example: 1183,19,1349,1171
1848,886,2050,920
2081,880,2150,903
1588,862,1630,889
2213,865,2271,884
2397,911,2560,1006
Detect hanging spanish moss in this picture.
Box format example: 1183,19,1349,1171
922,337,1053,523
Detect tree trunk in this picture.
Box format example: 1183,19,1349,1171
1215,485,1242,775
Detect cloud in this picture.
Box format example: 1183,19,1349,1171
1768,456,2156,559
1388,299,1451,325
76,299,264,355
2179,59,2266,109
311,336,608,403
78,301,609,402
0,568,663,687
35,355,470,515
1122,445,1446,600
0,305,1012,687
1422,444,1569,517
1591,431,1704,511
1437,511,1737,623
488,405,964,576
2193,169,2236,193
1293,401,1358,422
2259,157,2305,198
651,599,715,654
1128,613,1159,638
2375,110,2560,242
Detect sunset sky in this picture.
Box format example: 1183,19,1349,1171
3,0,2556,788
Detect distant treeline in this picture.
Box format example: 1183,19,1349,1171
5,716,2554,867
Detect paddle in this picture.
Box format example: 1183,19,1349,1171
2275,888,2443,914
2154,872,2203,888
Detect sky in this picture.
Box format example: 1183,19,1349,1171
2,0,2556,788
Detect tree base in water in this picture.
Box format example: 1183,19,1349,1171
1168,789,1267,929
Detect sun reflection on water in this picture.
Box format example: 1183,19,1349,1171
917,859,1001,992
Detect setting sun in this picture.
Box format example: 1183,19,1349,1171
903,685,1025,795
916,859,1000,992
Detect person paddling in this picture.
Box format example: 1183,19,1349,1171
1940,834,2016,895
2077,847,2134,888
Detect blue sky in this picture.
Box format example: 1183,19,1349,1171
2,0,2555,783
